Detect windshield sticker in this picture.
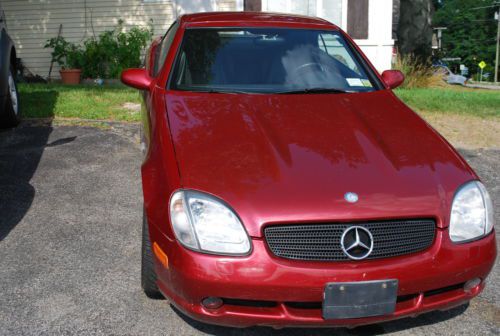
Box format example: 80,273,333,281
346,78,364,87
361,79,373,87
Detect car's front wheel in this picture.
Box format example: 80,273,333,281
141,210,164,299
1,65,21,128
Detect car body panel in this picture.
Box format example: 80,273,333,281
181,12,334,27
165,89,475,237
150,221,496,328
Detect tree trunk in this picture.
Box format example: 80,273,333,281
397,0,434,61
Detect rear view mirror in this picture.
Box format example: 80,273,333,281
381,70,405,90
121,68,152,90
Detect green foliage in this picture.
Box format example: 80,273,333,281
45,20,153,79
433,0,498,79
81,20,153,78
44,36,84,69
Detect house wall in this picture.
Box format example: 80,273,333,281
2,0,242,79
358,0,394,72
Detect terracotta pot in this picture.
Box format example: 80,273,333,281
60,69,82,85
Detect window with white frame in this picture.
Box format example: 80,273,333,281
261,0,343,27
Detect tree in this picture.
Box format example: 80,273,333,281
398,0,435,61
433,0,498,79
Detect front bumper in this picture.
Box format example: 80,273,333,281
150,224,496,328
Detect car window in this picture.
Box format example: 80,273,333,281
318,34,362,77
153,21,179,77
170,28,381,93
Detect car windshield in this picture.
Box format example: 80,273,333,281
170,28,380,94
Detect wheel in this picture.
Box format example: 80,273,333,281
141,210,163,299
1,65,21,128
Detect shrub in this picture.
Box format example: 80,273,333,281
45,20,153,79
44,36,84,69
81,20,153,79
393,54,445,89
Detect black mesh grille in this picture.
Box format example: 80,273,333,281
264,219,436,261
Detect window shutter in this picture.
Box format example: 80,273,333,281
244,0,261,11
347,0,369,40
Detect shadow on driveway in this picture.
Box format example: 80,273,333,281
0,122,53,240
0,87,64,240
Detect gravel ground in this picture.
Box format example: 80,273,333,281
0,123,498,336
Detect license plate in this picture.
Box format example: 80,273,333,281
323,280,398,319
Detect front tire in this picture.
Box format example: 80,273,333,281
141,210,163,299
1,65,21,128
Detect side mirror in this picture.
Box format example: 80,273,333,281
381,70,405,90
121,68,152,90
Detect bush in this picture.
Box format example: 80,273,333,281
45,20,153,79
393,54,445,89
44,36,84,69
81,20,153,79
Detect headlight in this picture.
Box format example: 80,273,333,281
449,181,494,243
169,190,251,255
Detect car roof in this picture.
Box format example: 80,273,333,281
180,11,338,29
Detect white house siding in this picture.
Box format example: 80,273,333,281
262,0,394,72
358,0,394,72
2,0,242,79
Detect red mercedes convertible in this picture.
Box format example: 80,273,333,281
121,12,496,328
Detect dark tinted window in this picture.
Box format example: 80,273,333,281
170,28,380,93
153,21,178,76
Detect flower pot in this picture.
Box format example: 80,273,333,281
60,69,82,85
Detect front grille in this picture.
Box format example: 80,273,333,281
264,219,436,261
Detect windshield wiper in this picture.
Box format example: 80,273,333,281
276,87,351,94
205,89,262,94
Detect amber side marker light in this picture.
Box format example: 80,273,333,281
153,242,169,269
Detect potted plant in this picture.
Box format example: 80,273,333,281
45,36,84,84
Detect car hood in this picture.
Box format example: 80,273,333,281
166,90,475,237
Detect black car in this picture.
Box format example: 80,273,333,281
0,5,20,127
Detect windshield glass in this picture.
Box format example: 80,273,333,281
170,28,380,94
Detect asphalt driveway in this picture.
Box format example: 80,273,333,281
0,123,498,335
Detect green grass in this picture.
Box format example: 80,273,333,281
395,87,500,118
18,83,142,122
18,84,500,122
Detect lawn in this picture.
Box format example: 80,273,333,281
395,86,500,118
19,83,500,121
18,83,141,122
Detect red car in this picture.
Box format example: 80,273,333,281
121,12,496,328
